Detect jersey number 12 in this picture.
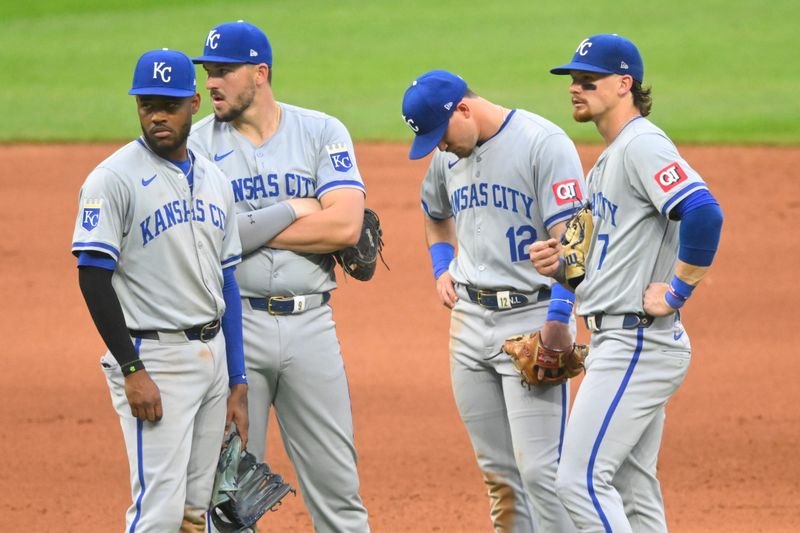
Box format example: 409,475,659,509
505,225,537,262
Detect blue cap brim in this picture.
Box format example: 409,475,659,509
408,120,449,160
192,55,259,64
550,62,615,76
128,88,196,97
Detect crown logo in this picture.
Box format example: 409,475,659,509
250,49,258,57
444,101,453,111
620,61,629,69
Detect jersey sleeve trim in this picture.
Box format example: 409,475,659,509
544,206,580,229
221,254,242,268
661,182,708,217
72,241,120,261
421,199,451,221
316,180,366,197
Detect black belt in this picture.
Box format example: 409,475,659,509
583,313,653,332
129,320,221,342
249,292,331,315
465,286,551,311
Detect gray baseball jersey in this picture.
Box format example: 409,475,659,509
71,138,242,329
189,102,365,297
421,109,585,291
71,137,241,530
189,103,370,531
575,116,708,316
422,109,585,532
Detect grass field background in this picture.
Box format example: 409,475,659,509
1,0,797,143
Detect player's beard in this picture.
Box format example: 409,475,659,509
214,81,256,123
142,120,191,159
572,107,594,123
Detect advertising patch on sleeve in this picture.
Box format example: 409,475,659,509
326,143,354,173
552,179,583,205
654,162,688,192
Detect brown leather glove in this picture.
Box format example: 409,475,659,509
502,332,588,387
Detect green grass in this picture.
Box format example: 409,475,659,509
1,0,798,143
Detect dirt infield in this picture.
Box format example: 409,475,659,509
1,143,797,532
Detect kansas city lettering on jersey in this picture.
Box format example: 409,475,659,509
450,182,535,218
591,191,619,227
140,198,227,246
231,173,315,202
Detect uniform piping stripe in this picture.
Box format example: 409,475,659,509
421,200,450,221
545,206,580,229
316,180,365,196
221,254,241,267
72,241,120,260
661,182,707,216
558,382,567,461
129,337,144,533
586,327,645,532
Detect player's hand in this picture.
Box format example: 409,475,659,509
530,239,562,277
539,321,574,381
643,282,677,317
226,383,249,449
286,197,322,219
435,271,458,309
124,370,163,422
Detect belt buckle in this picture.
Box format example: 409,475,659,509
586,315,600,332
199,321,218,342
267,296,291,316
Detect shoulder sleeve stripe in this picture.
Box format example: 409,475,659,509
316,180,365,197
661,182,708,217
72,241,120,260
545,206,580,229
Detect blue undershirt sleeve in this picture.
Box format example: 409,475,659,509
221,266,247,386
673,190,723,267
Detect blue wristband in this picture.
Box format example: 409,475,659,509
546,283,575,324
429,242,455,279
664,275,695,309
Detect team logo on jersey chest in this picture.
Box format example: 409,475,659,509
552,179,583,205
81,199,102,231
655,162,688,192
326,143,353,173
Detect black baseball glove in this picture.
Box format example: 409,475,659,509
209,433,294,533
334,208,387,281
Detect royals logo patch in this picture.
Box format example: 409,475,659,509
326,143,353,173
81,199,102,231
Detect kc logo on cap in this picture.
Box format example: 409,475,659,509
550,34,644,83
129,49,196,98
401,70,468,160
193,21,272,66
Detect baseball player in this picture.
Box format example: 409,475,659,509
72,49,248,532
531,34,724,532
188,21,370,532
402,70,585,532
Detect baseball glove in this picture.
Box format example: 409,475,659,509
560,202,594,291
334,207,387,281
209,433,295,533
502,332,588,387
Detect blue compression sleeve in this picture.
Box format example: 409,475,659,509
676,196,723,267
546,283,575,324
221,266,247,386
429,242,455,279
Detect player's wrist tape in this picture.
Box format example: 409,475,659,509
546,283,575,324
664,275,695,309
429,242,455,279
121,359,145,377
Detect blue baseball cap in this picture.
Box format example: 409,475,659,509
192,20,272,66
129,49,196,97
402,70,468,160
550,34,644,83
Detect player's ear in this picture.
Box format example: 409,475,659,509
617,75,633,96
455,100,470,118
190,93,201,114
